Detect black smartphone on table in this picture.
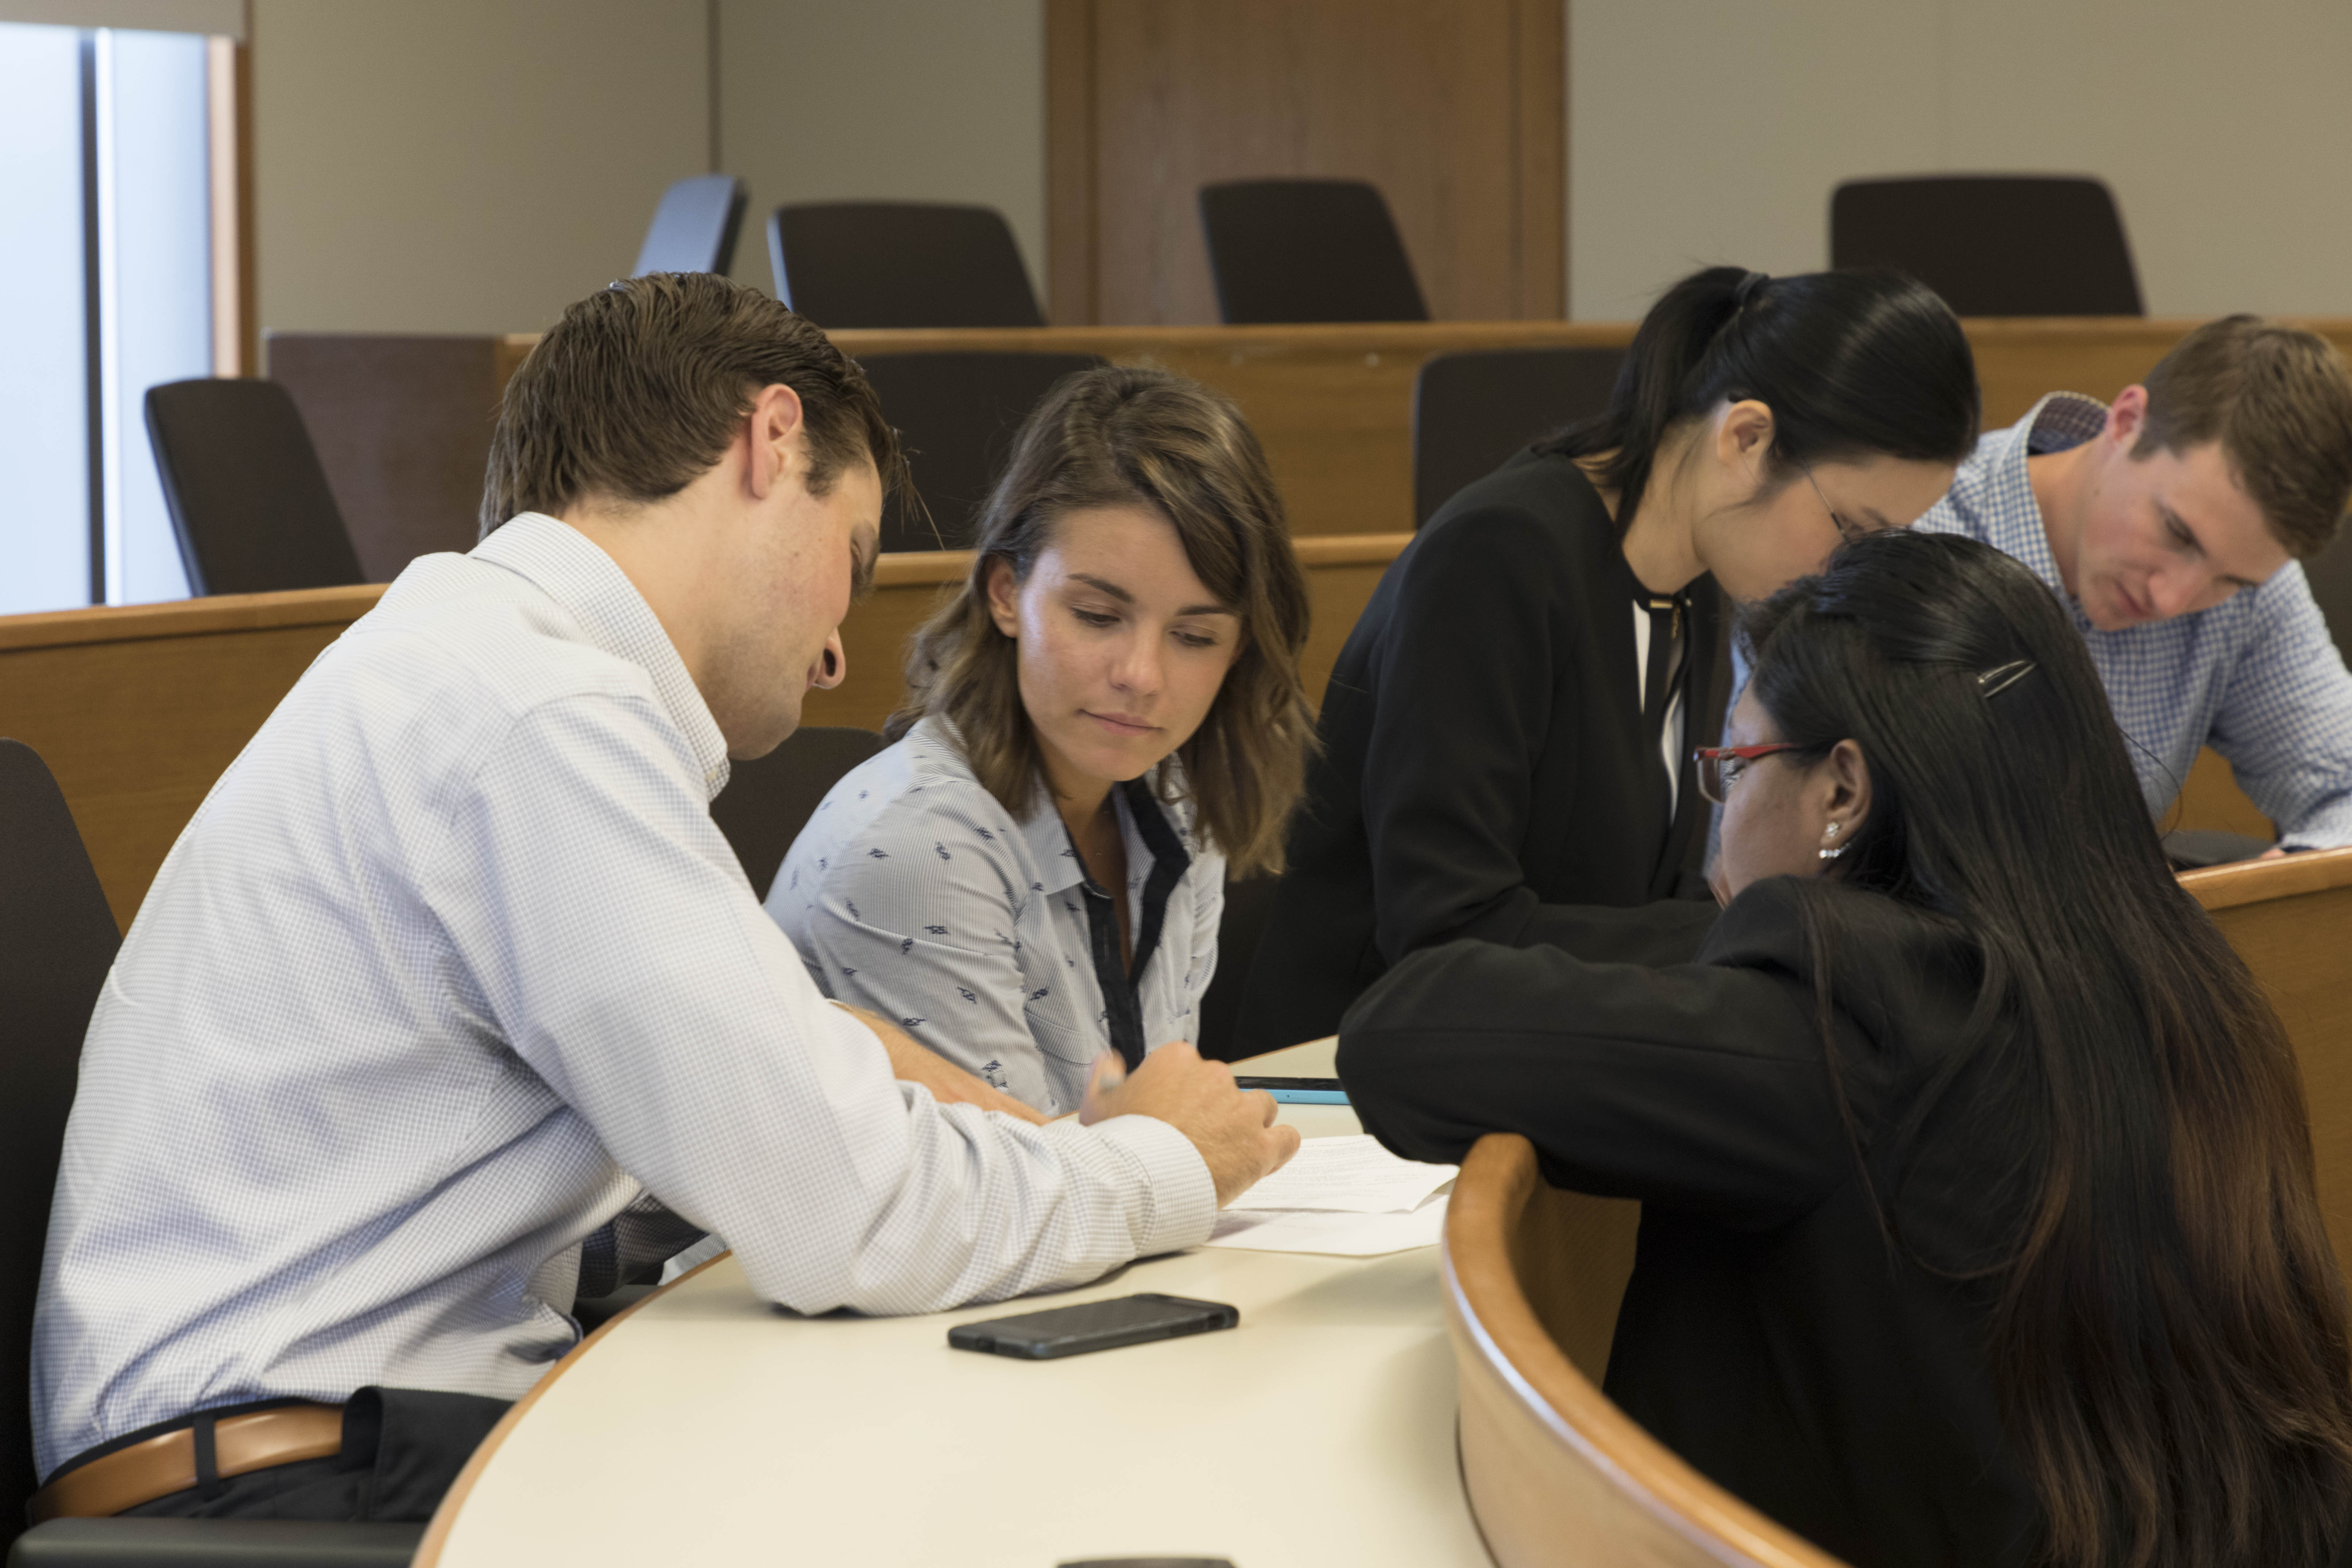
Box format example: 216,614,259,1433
947,1293,1238,1360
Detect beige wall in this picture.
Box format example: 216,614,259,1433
249,0,1045,336
249,0,2352,334
714,0,1045,301
251,0,711,335
1570,0,2352,321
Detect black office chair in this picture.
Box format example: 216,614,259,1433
1198,179,1428,325
1411,346,1626,526
767,203,1044,329
1830,175,2144,317
0,741,422,1566
144,380,367,597
634,173,748,276
1195,873,1282,1062
2304,528,2352,660
856,353,1106,553
709,727,889,903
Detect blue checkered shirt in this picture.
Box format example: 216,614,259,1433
1914,393,2352,847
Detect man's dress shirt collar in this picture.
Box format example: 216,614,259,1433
473,512,731,798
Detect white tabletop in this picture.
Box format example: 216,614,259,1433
428,1039,1488,1567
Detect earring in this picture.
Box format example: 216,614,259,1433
1819,822,1846,861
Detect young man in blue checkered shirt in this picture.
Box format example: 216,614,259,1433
1914,315,2352,848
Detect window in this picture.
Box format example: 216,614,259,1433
0,7,243,614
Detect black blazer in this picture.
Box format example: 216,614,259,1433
1232,449,1726,1055
1339,878,2042,1568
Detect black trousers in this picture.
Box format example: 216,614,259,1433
117,1387,512,1524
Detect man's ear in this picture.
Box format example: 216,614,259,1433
2107,384,2150,452
744,384,809,502
984,556,1021,638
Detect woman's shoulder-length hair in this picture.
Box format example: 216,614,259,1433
884,365,1316,877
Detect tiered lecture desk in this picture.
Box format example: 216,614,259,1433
3,318,2334,928
413,1037,1492,1568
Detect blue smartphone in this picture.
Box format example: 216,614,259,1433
1234,1075,1349,1105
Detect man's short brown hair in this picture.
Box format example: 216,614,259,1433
479,272,899,537
2134,315,2352,559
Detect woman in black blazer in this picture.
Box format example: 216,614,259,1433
1342,532,2352,1568
1233,266,1979,1054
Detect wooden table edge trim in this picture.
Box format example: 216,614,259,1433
1444,1133,1847,1568
2179,845,2352,911
0,584,388,653
411,1252,735,1567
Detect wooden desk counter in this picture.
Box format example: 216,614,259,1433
0,585,387,926
0,535,1408,929
274,318,2352,554
419,1038,1490,1568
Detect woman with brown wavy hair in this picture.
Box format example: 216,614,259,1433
767,365,1315,1116
1343,529,2352,1567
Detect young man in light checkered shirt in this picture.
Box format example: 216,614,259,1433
1913,316,2352,849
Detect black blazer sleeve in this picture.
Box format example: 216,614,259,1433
1357,500,1578,962
1337,880,1855,1230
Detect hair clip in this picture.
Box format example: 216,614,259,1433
1977,659,2035,698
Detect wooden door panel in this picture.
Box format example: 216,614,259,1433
1052,0,1563,325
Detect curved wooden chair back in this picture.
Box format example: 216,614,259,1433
2180,846,2352,1271
1443,1134,1850,1568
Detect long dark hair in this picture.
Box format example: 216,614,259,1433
1742,530,2352,1568
1544,266,1980,535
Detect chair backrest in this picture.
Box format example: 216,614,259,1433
1198,178,1429,326
1444,1133,1850,1568
855,352,1106,553
144,379,367,597
708,727,889,903
634,173,748,276
1829,175,2143,317
2302,532,2352,664
1412,347,1626,526
1195,872,1280,1062
767,202,1044,329
2179,847,2352,1272
0,741,120,1550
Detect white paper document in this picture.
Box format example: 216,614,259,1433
1222,1134,1457,1215
1204,1196,1449,1257
1200,1135,1457,1257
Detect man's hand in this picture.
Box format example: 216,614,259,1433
1079,1043,1300,1207
831,1002,1049,1126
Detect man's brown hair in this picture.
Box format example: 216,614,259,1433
886,365,1316,877
479,272,899,537
2134,315,2352,558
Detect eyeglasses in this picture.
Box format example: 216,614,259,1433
1796,462,1870,546
1694,742,1800,804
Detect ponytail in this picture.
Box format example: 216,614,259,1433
1547,265,1980,535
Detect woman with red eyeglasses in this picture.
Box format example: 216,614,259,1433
1341,530,2352,1568
1230,264,1979,1057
